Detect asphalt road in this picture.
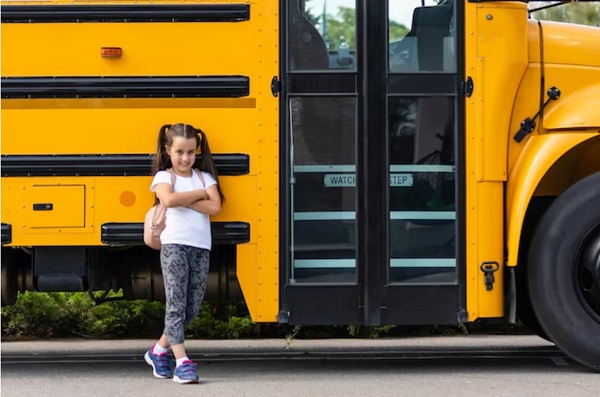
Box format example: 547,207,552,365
2,336,598,397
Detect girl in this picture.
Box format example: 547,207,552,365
144,123,224,384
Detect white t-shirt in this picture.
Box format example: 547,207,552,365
150,170,217,250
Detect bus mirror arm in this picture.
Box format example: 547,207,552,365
513,86,561,143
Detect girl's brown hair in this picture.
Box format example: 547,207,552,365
152,123,225,202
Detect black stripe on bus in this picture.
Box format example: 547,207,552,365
1,224,11,246
1,154,250,177
1,4,250,23
1,76,250,99
101,222,250,246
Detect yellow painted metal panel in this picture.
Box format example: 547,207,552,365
1,101,260,157
527,21,541,64
1,0,279,321
251,0,279,322
23,185,85,229
507,65,541,174
3,178,96,243
476,182,504,318
475,2,528,182
464,0,479,321
542,69,600,130
541,22,600,68
0,0,280,323
478,57,527,181
236,243,258,321
465,1,529,320
1,21,256,77
506,133,598,267
3,174,257,243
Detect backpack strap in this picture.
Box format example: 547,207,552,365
194,169,206,188
167,168,176,187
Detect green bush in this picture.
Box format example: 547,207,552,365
1,292,532,340
1,291,73,339
1,291,163,339
1,292,259,340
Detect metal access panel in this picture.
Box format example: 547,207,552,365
22,185,85,229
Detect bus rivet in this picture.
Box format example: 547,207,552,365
486,14,493,20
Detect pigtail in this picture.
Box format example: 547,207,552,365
196,127,225,202
152,124,172,175
151,124,172,204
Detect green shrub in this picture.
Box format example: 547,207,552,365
1,292,532,340
1,291,71,339
1,292,258,340
187,301,255,339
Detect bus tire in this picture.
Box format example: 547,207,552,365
528,172,600,371
516,279,550,341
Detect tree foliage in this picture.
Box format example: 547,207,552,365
325,6,356,49
303,1,409,50
530,1,600,26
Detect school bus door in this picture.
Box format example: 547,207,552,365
281,0,464,325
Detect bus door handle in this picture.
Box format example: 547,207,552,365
33,203,53,211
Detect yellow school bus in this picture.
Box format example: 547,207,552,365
2,0,599,370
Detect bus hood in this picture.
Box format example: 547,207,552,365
541,21,600,68
537,21,600,130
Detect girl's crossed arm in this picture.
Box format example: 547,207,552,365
155,183,207,208
187,185,222,216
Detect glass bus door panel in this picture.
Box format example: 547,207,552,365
388,97,457,284
389,0,455,73
290,97,357,284
289,0,357,71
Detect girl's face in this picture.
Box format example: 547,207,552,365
166,136,198,175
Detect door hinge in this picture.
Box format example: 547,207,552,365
480,261,500,291
271,76,280,97
464,76,474,97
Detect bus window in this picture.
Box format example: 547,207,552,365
289,0,356,70
290,97,357,283
389,0,455,72
388,96,456,283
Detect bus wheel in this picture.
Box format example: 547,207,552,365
1,251,17,306
516,261,550,341
528,172,600,371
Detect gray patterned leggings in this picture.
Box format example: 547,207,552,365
160,244,210,345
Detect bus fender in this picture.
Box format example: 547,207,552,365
506,132,599,267
543,85,600,130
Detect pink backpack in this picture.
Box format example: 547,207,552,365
143,169,205,250
144,169,175,250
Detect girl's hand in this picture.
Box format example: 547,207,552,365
187,185,222,215
196,189,209,200
156,184,208,208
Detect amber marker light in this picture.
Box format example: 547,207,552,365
101,47,122,58
120,191,136,207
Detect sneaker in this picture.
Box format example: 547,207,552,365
173,360,199,384
144,348,172,379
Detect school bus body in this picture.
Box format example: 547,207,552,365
2,0,600,370
464,2,600,322
1,1,280,320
